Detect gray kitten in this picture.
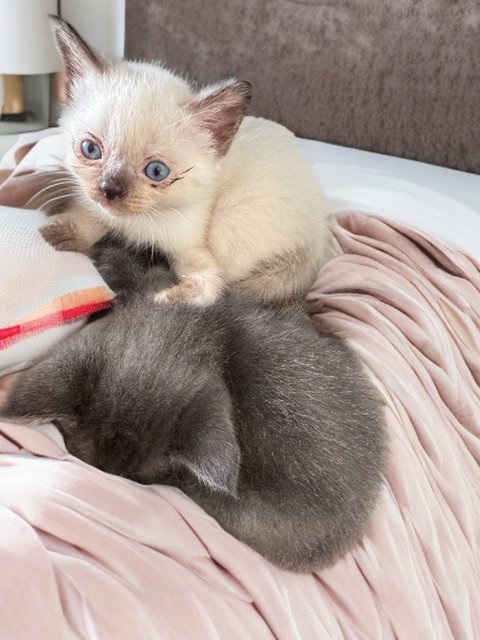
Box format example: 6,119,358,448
3,246,386,572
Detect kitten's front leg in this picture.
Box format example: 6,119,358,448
154,247,224,306
40,207,107,254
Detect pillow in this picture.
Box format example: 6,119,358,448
0,206,114,374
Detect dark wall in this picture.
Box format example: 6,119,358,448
126,0,480,173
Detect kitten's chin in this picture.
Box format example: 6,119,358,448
91,198,127,219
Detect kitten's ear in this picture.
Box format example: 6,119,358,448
1,357,74,424
49,16,103,100
189,80,252,154
172,388,241,495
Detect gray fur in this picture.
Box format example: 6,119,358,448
3,246,387,572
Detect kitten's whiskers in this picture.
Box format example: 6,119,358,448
25,178,74,206
164,205,194,229
40,192,76,211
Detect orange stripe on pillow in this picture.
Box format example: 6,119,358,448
16,287,114,323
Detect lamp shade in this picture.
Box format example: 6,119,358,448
0,0,61,75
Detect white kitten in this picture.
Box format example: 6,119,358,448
43,17,329,305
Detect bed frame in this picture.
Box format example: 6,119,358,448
126,0,480,174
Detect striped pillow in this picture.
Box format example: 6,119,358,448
0,207,113,369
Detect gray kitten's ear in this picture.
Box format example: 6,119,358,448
189,80,252,154
49,16,103,100
173,389,241,495
1,359,73,424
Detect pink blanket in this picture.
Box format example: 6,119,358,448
0,212,478,639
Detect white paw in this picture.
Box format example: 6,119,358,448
153,275,222,306
153,290,170,304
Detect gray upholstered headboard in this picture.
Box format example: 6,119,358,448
126,0,480,174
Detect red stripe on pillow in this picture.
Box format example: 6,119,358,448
0,301,112,350
0,325,21,340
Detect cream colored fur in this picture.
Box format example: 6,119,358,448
44,18,329,305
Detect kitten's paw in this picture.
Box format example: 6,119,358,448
40,218,89,253
153,276,220,306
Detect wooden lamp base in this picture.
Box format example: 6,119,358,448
1,75,26,122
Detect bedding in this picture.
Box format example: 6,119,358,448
0,132,479,638
297,139,480,260
0,211,478,640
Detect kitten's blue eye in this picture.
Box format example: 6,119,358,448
144,160,170,182
80,139,102,160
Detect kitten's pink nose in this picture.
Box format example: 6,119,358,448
99,179,127,201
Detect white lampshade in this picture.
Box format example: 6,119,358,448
60,0,125,60
0,0,61,75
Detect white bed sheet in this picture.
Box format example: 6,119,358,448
298,139,480,260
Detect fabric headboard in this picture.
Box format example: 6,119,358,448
126,0,480,173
